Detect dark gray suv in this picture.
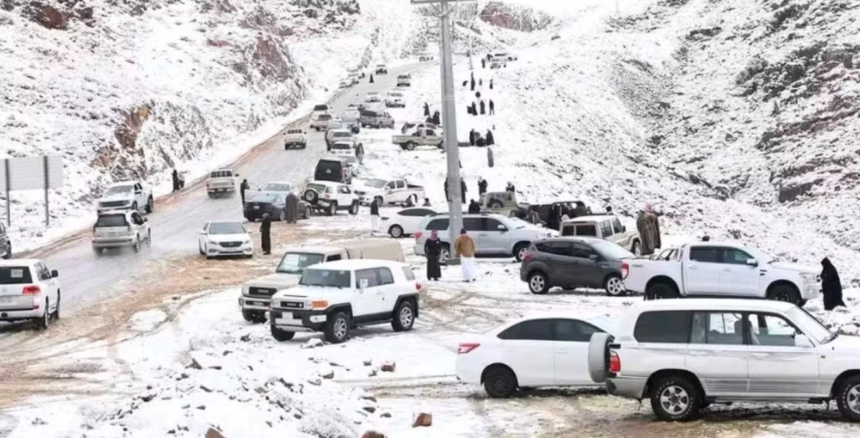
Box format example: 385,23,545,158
520,237,633,296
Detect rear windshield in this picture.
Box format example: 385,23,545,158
287,129,302,134
210,170,233,178
209,222,245,235
318,114,332,121
249,193,279,203
96,214,128,227
0,267,33,284
277,253,326,274
313,105,328,111
300,269,351,288
306,183,328,193
331,143,351,150
333,131,351,138
317,159,343,168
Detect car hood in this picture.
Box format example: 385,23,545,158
208,233,249,242
825,335,860,352
99,194,133,202
246,273,300,289
272,285,351,302
769,261,818,274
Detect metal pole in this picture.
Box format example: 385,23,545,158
43,156,49,226
4,159,9,227
616,0,620,15
440,0,463,264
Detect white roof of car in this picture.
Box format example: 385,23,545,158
309,259,407,271
284,245,347,255
307,180,343,187
99,209,133,216
631,298,797,313
207,220,245,226
564,215,616,223
0,259,43,266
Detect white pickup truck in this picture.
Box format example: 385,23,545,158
96,181,154,215
392,128,443,151
206,169,238,198
622,242,821,306
353,178,425,205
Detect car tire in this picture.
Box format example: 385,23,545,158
406,142,416,151
35,299,49,330
270,324,295,342
836,375,860,421
439,245,451,264
391,300,415,332
650,375,702,422
349,201,359,216
483,365,517,398
145,197,154,214
133,236,141,253
513,242,529,262
198,243,205,255
528,271,550,295
646,281,679,300
2,243,10,260
604,274,626,297
631,240,641,256
766,284,800,305
278,209,286,222
389,225,404,238
324,311,350,344
328,202,337,216
587,332,613,383
303,189,319,205
53,292,61,320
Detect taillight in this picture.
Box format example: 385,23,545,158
609,351,621,373
23,285,40,295
415,283,421,291
414,231,423,239
621,261,629,280
457,343,480,354
522,251,532,261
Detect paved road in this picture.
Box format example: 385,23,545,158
31,63,424,315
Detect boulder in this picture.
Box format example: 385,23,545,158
320,370,334,379
205,427,227,438
31,4,69,30
412,413,432,428
380,362,396,372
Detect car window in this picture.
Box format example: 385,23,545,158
600,221,613,237
276,253,325,274
377,268,394,285
338,186,351,194
633,311,691,343
131,212,143,224
401,267,416,281
463,218,481,231
0,266,33,284
611,219,623,233
38,263,52,281
748,313,800,347
209,222,245,234
497,319,553,341
723,248,754,265
96,214,128,227
355,269,379,288
554,319,603,342
299,269,351,288
691,312,743,345
538,241,573,257
426,218,449,231
689,247,721,263
396,181,405,189
0,222,6,234
560,225,574,237
483,218,506,232
326,254,342,262
574,224,597,237
571,243,597,259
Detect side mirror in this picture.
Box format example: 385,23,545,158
51,270,59,278
794,334,813,348
746,259,758,267
200,231,206,235
359,279,368,291
497,225,507,232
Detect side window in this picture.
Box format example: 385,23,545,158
339,186,350,194
723,248,754,266
689,247,721,263
426,219,449,231
748,313,799,347
612,219,623,234
498,319,553,341
385,182,396,189
355,269,379,288
377,268,394,285
401,267,416,281
463,218,482,231
633,311,692,343
571,243,597,259
691,312,743,345
574,225,597,237
426,129,436,136
131,212,143,225
554,319,603,342
326,254,342,262
549,242,575,257
561,225,574,237
396,181,405,189
483,218,506,232
600,221,613,237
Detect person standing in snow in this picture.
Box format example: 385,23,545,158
470,72,475,91
240,179,250,205
423,198,431,207
645,204,662,251
821,257,846,311
443,179,450,203
424,231,443,281
481,58,486,69
370,196,381,234
470,102,477,116
285,191,299,224
423,102,430,117
369,73,374,83
432,111,441,126
636,209,655,256
455,228,478,282
469,129,477,146
489,100,495,115
490,78,494,90
172,169,180,192
478,177,488,196
506,182,515,193
260,213,272,255
468,199,480,214
479,79,483,87
460,178,467,203
485,130,495,146
479,100,486,115
605,206,613,214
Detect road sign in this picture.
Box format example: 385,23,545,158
0,156,64,226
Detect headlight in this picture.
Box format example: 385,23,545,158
244,240,252,245
208,240,218,245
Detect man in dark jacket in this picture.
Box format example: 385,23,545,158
432,111,441,126
443,179,450,202
468,200,480,214
547,204,560,231
423,102,430,117
172,169,180,192
285,192,299,223
490,79,494,90
821,257,846,311
469,129,477,146
470,102,477,116
478,177,488,196
574,201,589,218
486,130,495,146
240,179,250,205
489,100,495,115
506,182,515,192
260,213,272,255
470,72,475,91
481,58,486,69
479,100,486,115
460,178,467,203
369,74,374,83
370,197,380,233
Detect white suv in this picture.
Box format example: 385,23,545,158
0,260,61,330
269,260,422,344
301,181,360,216
588,299,860,422
92,210,151,254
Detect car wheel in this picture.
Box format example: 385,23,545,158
146,197,154,214
513,242,529,262
483,365,517,398
303,189,319,204
631,240,641,256
439,245,451,264
270,324,295,342
35,299,49,330
324,311,350,344
650,375,702,422
391,300,415,332
836,375,860,421
389,225,404,238
767,284,800,305
3,243,11,260
198,243,205,255
587,332,613,383
328,202,337,216
604,274,626,297
52,292,61,320
406,142,416,151
646,281,678,300
133,236,141,253
528,271,549,295
243,309,265,324
349,201,359,215
278,209,286,222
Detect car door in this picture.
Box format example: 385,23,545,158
374,267,397,315
479,217,508,255
199,223,209,252
393,180,407,203
402,209,433,235
354,269,381,318
539,242,575,287
497,319,556,386
718,248,762,297
685,246,722,295
569,243,602,287
746,312,822,398
36,262,58,311
686,311,750,397
552,318,605,386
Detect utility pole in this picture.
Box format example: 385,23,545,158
412,0,471,264
616,0,620,15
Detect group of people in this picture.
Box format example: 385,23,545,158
635,204,662,256
423,103,441,126
468,129,494,147
423,228,478,283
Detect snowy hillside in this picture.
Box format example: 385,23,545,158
0,0,416,249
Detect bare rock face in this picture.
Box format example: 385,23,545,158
251,34,298,82
28,4,69,30
478,1,552,32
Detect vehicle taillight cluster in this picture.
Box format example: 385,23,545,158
521,251,532,261
414,231,423,239
609,351,621,373
457,343,480,354
621,262,629,280
22,285,40,295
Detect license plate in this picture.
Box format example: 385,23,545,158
253,206,260,209
0,296,15,304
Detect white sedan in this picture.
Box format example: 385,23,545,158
198,221,253,259
455,313,616,398
380,207,438,238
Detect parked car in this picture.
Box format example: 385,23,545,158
284,129,307,149
478,191,528,216
511,201,580,224
490,60,505,69
622,242,821,306
0,222,12,259
325,128,356,151
588,299,860,422
206,169,238,198
96,181,154,215
313,157,352,184
365,91,381,103
493,52,517,62
329,142,361,174
400,122,438,134
310,113,333,131
375,64,388,74
397,75,411,87
560,216,641,254
353,178,425,205
414,213,553,262
302,180,360,216
0,260,60,330
338,79,350,89
380,207,439,238
384,91,406,108
391,128,443,151
456,313,615,398
269,260,421,343
312,104,330,116
198,221,253,259
520,237,633,295
359,109,395,129
244,192,310,222
342,107,360,123
239,239,405,323
92,210,151,254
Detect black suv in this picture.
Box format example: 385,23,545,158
520,237,632,296
314,157,351,184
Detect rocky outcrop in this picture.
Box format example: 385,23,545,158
479,2,552,32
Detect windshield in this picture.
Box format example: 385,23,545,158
389,93,403,98
313,105,328,111
209,222,245,235
105,185,133,196
306,183,327,193
364,179,387,189
787,307,833,343
96,214,127,227
264,183,292,192
592,240,635,260
299,269,351,288
249,193,279,203
210,170,233,178
318,114,332,121
0,267,33,284
277,253,325,274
